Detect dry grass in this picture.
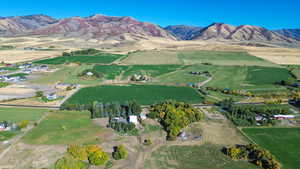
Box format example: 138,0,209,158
244,46,300,65
0,49,61,63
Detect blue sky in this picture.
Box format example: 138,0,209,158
0,0,299,29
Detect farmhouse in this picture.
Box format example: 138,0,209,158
86,72,94,76
274,115,295,120
129,115,138,125
46,93,58,100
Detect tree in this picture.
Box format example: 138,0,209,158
55,156,87,169
67,145,88,161
86,145,109,166
112,145,128,160
35,91,44,97
88,150,109,166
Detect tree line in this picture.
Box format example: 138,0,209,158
219,99,290,126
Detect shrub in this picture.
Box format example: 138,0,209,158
67,145,88,161
88,150,109,166
112,145,128,160
55,155,87,169
35,91,44,97
18,120,29,129
143,138,153,146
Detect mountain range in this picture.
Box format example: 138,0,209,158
0,14,299,44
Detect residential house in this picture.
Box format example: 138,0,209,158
129,115,138,125
46,93,58,101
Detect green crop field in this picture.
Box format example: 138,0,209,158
92,64,182,80
178,50,275,66
93,65,129,80
34,53,124,64
122,50,276,66
246,66,291,85
144,144,259,169
155,67,208,85
242,127,300,169
23,111,103,145
0,107,47,123
122,65,183,78
63,85,203,105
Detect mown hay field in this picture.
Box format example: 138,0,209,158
63,85,203,105
23,111,103,145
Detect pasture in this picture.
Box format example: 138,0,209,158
178,50,275,66
0,107,47,123
242,127,300,169
144,144,259,169
34,52,124,64
31,65,101,85
93,65,129,80
121,50,276,66
22,111,103,145
92,64,182,80
246,66,291,85
63,85,203,105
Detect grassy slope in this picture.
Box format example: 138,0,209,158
0,107,47,123
34,53,124,64
242,127,300,169
145,144,259,169
23,111,102,145
64,85,203,105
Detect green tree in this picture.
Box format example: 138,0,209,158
112,145,128,160
55,156,87,169
67,145,88,161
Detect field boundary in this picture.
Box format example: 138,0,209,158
237,127,258,144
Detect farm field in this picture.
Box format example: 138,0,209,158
156,65,289,89
201,65,289,89
0,107,47,123
155,67,208,85
34,52,124,64
121,50,276,66
144,144,259,169
122,65,183,79
242,127,300,169
246,66,291,85
122,50,182,65
92,64,183,80
63,85,203,105
30,65,101,85
178,50,275,66
93,65,129,80
22,111,103,145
